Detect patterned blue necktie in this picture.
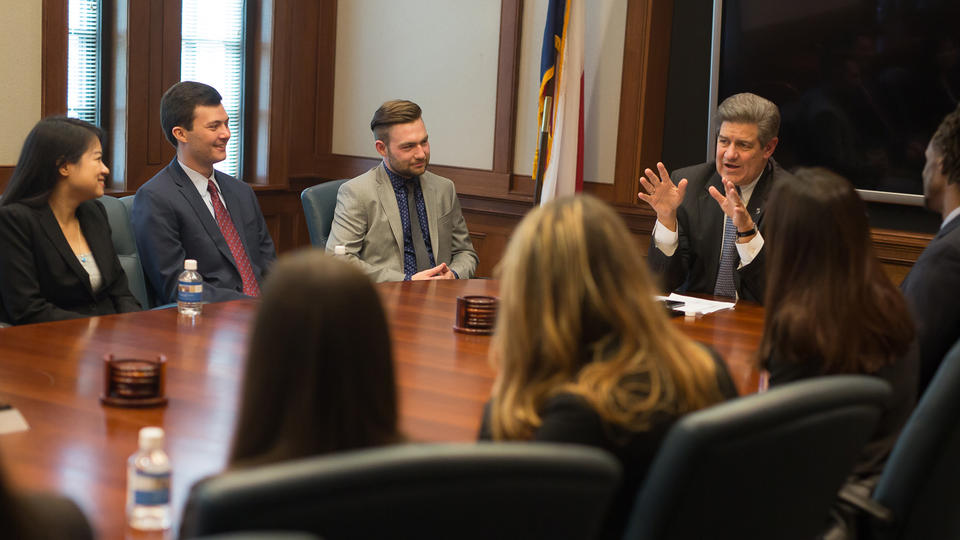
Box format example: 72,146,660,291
713,215,738,298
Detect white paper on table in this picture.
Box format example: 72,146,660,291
0,407,30,435
655,293,736,316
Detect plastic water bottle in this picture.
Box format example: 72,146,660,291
178,259,202,316
126,427,171,531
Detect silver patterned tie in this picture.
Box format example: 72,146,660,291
713,215,738,298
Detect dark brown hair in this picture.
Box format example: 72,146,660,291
930,105,960,186
160,81,222,147
229,250,400,468
370,100,422,144
760,167,914,374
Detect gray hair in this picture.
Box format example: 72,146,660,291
715,93,781,146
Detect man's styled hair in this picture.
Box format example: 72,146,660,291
930,106,960,186
160,81,223,147
715,93,781,146
370,100,422,144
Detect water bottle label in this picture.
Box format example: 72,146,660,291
178,281,202,302
132,469,170,505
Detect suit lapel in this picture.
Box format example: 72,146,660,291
420,174,440,262
37,204,94,296
745,161,776,226
375,165,405,256
168,161,240,272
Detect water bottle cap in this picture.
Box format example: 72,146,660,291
184,259,198,271
334,245,346,256
139,427,165,449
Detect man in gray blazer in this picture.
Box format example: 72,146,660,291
326,100,478,282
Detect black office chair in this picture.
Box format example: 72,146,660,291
180,442,621,540
15,492,94,540
301,179,349,249
622,375,891,540
838,337,960,539
193,533,321,540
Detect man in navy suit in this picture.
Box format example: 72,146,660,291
901,106,960,392
132,81,276,304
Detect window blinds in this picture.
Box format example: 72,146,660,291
67,0,101,124
181,0,246,178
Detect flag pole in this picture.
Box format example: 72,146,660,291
534,96,552,205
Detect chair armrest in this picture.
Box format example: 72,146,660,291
837,483,894,522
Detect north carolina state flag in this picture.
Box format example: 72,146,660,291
533,0,584,204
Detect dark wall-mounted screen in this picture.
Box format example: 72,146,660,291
719,0,960,197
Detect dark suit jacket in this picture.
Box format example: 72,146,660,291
0,200,141,325
646,158,793,303
901,215,960,392
132,159,277,304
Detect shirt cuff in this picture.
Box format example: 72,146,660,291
452,270,459,279
736,230,764,268
652,219,680,257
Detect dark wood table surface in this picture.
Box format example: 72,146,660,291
0,279,763,539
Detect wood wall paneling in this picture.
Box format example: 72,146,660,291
0,166,13,194
41,0,68,117
613,0,673,206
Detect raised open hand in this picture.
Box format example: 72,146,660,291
707,177,754,233
638,162,687,231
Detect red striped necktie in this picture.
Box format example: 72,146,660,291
207,180,260,296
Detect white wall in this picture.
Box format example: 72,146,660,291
513,0,627,184
332,0,501,170
0,2,42,164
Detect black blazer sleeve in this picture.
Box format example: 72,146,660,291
0,201,140,325
0,204,88,323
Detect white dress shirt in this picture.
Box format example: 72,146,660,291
178,160,228,218
652,171,764,268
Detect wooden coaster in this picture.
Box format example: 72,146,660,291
454,295,498,335
100,355,168,408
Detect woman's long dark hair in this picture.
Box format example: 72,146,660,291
760,167,914,374
1,116,103,208
229,250,400,468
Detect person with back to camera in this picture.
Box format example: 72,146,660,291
0,116,140,325
229,250,400,466
759,167,917,538
479,194,737,539
180,250,402,535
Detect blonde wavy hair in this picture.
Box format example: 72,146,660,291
488,195,725,440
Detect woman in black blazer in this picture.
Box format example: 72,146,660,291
0,116,140,325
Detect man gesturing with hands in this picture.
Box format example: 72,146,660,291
640,93,795,303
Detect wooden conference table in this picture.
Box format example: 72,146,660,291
0,279,763,539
